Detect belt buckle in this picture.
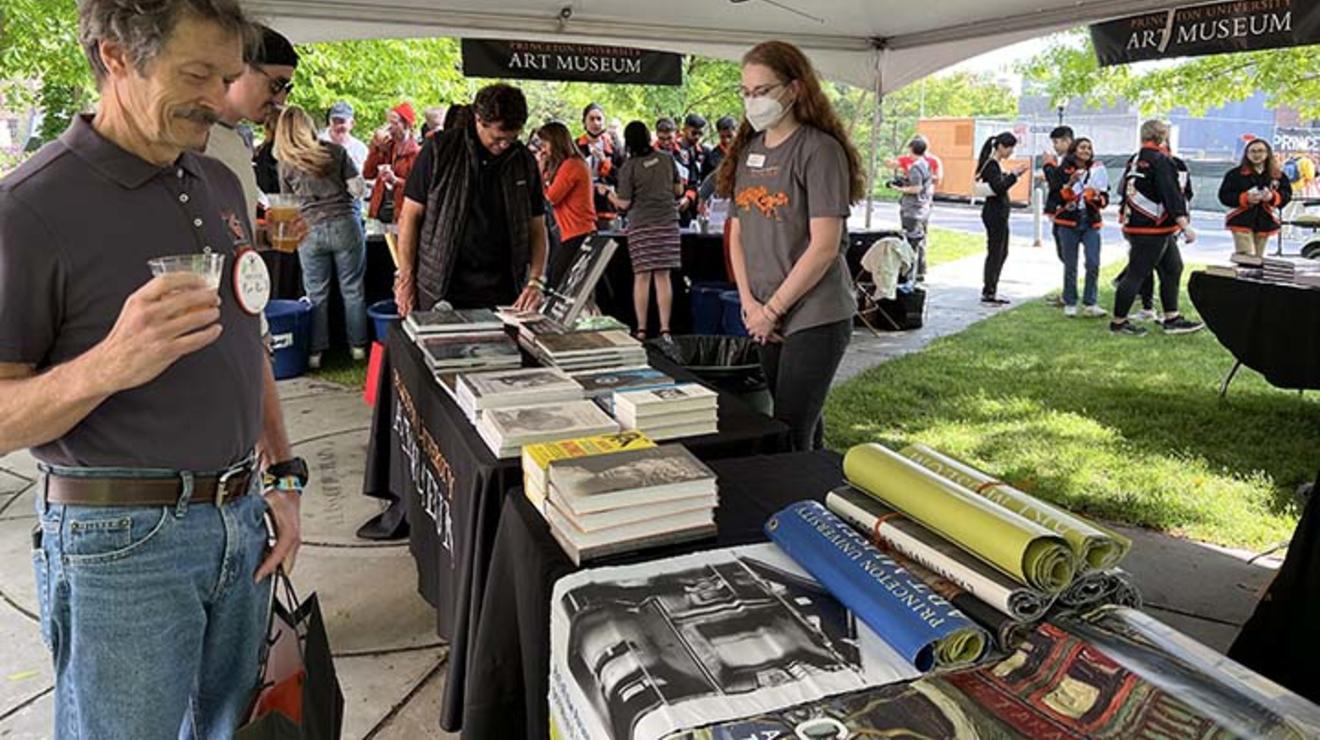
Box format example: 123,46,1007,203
216,464,247,506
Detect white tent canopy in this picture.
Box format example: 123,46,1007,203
248,0,1178,94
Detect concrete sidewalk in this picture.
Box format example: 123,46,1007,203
0,227,1284,736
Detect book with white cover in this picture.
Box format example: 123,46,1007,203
634,420,720,442
626,409,717,429
547,445,717,513
546,503,715,565
615,384,718,422
549,486,717,531
456,367,582,412
476,401,618,458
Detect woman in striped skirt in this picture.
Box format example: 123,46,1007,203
607,121,683,340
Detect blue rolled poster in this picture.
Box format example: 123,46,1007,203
766,500,988,671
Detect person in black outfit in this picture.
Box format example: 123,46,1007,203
975,132,1028,305
1219,137,1292,258
1111,119,1201,336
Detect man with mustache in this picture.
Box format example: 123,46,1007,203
205,24,298,226
0,1,301,736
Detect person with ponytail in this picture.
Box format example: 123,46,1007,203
716,40,862,451
276,105,369,367
976,132,1028,305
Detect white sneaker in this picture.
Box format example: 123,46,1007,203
308,352,323,370
1063,305,1078,317
1082,305,1108,318
1133,309,1159,322
350,346,368,362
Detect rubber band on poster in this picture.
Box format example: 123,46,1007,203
872,510,905,547
975,479,1005,494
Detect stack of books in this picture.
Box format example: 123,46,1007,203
403,307,503,340
417,333,521,373
454,367,584,421
614,383,719,441
520,430,656,514
529,330,647,372
1263,256,1320,285
475,401,618,459
544,444,719,565
1231,253,1265,269
1203,264,1260,279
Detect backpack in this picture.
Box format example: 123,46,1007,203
1283,157,1302,184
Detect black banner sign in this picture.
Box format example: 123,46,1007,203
1090,0,1320,66
461,38,683,86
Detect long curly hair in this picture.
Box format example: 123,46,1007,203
715,40,864,202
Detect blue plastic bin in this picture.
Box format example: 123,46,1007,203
368,299,399,343
690,282,733,335
719,290,749,337
265,299,313,379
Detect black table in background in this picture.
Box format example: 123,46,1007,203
1188,272,1320,394
360,325,791,733
260,234,395,348
463,450,845,740
594,230,728,336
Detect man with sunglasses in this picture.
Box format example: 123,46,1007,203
205,25,298,226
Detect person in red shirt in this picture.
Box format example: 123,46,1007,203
362,102,421,223
537,121,597,286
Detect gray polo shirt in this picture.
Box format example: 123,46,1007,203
0,115,265,470
617,151,680,227
732,125,855,336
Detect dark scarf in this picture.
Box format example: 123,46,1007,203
416,123,535,310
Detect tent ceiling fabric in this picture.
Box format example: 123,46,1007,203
247,0,1177,92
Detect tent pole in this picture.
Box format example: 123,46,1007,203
865,50,884,230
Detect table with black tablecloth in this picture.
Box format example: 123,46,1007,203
260,233,396,346
594,230,729,335
463,450,845,739
1188,272,1320,393
359,325,790,732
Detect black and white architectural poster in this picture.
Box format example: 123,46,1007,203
548,544,919,740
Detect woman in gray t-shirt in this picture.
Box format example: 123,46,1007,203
276,105,369,367
608,121,683,340
716,41,864,451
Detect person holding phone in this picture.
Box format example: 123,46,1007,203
1220,137,1292,258
1053,137,1109,317
717,40,862,452
975,132,1028,305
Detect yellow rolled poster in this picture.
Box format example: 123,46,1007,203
901,444,1132,570
843,443,1078,594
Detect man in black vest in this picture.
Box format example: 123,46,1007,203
393,84,548,315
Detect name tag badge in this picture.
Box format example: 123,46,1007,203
232,247,271,316
747,153,767,169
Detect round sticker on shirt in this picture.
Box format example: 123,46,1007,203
232,247,271,315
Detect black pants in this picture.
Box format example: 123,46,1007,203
981,207,1010,297
759,319,852,452
1138,234,1183,312
548,233,590,291
1114,233,1180,319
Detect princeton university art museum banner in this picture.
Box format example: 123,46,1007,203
461,39,683,86
1091,0,1320,67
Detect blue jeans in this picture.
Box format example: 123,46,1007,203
1058,223,1101,307
299,215,368,352
32,463,271,740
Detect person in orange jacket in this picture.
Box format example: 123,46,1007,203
362,102,421,223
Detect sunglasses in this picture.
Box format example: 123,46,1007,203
255,66,294,96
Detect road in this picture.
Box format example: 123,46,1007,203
852,200,1308,263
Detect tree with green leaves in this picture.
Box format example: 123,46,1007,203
0,0,93,142
1020,29,1320,118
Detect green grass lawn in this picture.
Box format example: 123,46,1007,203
925,227,985,269
825,268,1318,550
310,347,369,390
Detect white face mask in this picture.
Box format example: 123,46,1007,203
743,92,788,133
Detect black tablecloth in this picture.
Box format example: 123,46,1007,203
1229,469,1320,703
260,235,395,346
360,325,791,732
463,450,845,740
1188,272,1320,390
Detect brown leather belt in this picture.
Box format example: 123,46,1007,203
43,469,255,507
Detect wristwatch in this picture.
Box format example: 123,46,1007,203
264,457,309,494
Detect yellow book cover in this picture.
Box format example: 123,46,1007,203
523,430,656,472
